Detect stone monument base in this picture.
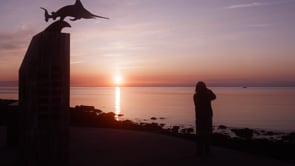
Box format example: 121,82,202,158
19,32,70,166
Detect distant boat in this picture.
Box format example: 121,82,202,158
242,86,248,88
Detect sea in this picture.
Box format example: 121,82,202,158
1,86,295,132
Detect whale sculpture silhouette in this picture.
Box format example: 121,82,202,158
41,0,109,22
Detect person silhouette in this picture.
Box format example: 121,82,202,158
193,81,216,158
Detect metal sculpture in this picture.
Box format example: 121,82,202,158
41,0,109,22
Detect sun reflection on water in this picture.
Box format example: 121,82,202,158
115,86,121,120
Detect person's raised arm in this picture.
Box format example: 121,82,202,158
207,89,216,100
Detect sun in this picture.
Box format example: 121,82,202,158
114,75,122,85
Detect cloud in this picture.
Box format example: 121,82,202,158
70,61,84,65
0,81,18,86
0,27,36,51
226,2,264,9
226,2,268,9
247,24,271,28
224,1,293,9
0,26,37,67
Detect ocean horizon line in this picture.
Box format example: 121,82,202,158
1,85,295,88
1,80,295,87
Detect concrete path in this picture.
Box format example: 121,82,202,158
1,127,292,166
70,127,292,166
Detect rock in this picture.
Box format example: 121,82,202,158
218,125,227,130
171,126,180,133
231,128,254,139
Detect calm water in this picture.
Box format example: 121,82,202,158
1,86,295,131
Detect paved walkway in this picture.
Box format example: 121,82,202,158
70,127,292,166
0,127,293,166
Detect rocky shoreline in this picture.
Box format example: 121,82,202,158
0,99,294,163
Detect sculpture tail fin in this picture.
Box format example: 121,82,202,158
40,7,50,22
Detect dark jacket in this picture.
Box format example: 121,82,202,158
194,89,216,132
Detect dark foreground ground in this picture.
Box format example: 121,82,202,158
0,127,293,166
0,100,294,165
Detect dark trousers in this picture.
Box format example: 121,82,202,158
196,132,211,157
195,117,212,157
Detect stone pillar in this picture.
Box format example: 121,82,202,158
19,32,70,166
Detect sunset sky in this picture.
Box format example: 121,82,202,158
0,0,294,87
